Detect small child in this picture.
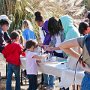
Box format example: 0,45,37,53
25,40,47,90
2,31,23,90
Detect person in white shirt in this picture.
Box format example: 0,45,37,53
25,40,47,90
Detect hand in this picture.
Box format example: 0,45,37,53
38,43,43,47
79,59,86,67
42,54,49,58
36,61,41,66
80,63,90,72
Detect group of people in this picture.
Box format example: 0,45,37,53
0,10,90,90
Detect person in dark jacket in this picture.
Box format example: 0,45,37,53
0,15,11,80
0,19,10,52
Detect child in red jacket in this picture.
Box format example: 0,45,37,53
2,31,23,90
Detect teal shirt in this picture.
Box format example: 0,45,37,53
60,15,80,41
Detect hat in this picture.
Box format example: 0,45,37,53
0,15,12,24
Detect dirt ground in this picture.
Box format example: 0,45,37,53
0,61,60,90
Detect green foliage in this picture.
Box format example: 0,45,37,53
0,0,87,39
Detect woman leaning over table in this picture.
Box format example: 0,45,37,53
45,15,82,90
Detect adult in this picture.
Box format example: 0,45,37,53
48,17,65,58
55,34,90,90
59,15,80,70
34,11,54,89
0,15,11,52
46,15,81,90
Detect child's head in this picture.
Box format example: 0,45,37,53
79,22,90,35
22,20,33,30
0,19,9,32
26,40,37,51
10,31,20,41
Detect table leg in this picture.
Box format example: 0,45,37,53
38,73,44,89
0,72,1,80
6,64,7,78
20,69,23,85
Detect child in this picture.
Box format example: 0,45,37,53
2,31,23,90
25,40,48,90
22,20,36,44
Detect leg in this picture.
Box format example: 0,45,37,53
49,75,54,88
13,65,20,90
65,87,69,90
72,85,75,90
32,75,37,90
6,64,13,90
43,74,48,86
77,85,80,90
27,75,37,90
41,73,44,85
81,73,90,90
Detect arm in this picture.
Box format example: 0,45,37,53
45,38,81,59
80,63,90,72
59,38,80,58
32,54,48,61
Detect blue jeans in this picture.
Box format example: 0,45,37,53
6,64,20,90
81,72,90,90
27,75,37,90
43,74,54,87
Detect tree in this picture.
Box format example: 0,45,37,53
0,0,85,37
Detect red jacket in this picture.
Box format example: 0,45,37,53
2,42,22,66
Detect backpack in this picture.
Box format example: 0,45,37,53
79,34,90,67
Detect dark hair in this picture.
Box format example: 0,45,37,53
26,40,36,49
0,19,9,26
10,31,19,40
34,11,43,22
17,29,24,44
23,20,28,27
48,17,62,36
87,11,90,19
78,22,89,35
58,19,63,30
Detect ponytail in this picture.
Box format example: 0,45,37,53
34,11,43,22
